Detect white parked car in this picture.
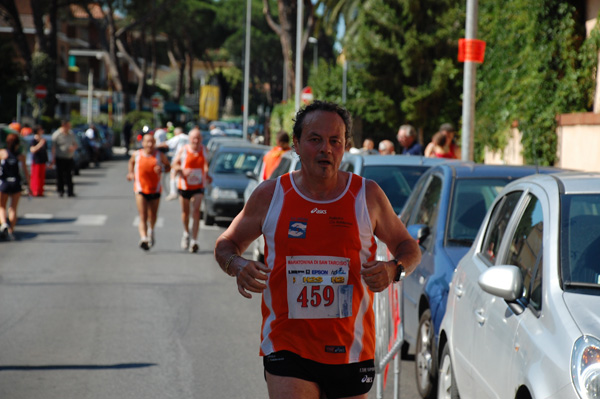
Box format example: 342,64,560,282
438,172,600,399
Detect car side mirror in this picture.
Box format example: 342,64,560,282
407,224,430,246
246,171,258,180
478,265,525,314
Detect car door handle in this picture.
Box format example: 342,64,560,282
454,284,464,298
475,309,486,325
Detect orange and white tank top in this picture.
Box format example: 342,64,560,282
133,149,162,194
260,172,377,364
176,144,206,190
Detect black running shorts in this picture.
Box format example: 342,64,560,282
178,188,204,199
137,192,161,201
263,350,375,399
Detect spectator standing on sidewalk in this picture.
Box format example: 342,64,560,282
171,128,209,253
397,124,424,155
51,120,78,197
0,133,29,240
85,124,101,167
29,125,48,197
123,121,133,154
378,139,396,155
127,134,171,251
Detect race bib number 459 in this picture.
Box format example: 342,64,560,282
286,255,353,319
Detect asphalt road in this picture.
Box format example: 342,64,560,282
0,148,421,399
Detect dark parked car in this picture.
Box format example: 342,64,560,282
382,162,560,398
203,143,269,225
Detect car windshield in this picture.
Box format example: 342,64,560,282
561,194,600,289
213,151,261,175
447,178,508,246
362,165,429,214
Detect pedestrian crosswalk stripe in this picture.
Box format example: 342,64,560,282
75,215,107,226
23,213,53,220
133,216,164,228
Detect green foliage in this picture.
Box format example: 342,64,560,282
124,111,155,134
69,111,87,127
270,101,297,136
476,0,598,165
330,0,465,141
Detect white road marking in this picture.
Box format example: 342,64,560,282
133,216,164,228
23,213,53,220
74,215,108,226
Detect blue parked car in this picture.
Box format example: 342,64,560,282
394,162,560,399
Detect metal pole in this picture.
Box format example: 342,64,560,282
461,0,478,161
295,0,303,112
342,60,348,104
16,92,22,124
88,68,93,125
243,0,251,141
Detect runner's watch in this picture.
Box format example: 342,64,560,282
393,259,406,282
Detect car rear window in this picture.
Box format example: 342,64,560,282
362,165,429,214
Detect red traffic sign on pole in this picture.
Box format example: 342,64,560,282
301,86,314,104
34,85,47,99
458,39,486,63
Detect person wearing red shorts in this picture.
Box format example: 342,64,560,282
215,101,421,398
29,125,48,196
127,134,170,250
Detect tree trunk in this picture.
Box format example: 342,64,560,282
186,40,194,96
262,0,314,102
135,29,148,112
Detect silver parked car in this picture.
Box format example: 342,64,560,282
438,172,600,399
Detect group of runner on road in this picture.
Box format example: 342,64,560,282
127,127,209,252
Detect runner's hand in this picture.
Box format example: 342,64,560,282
361,260,395,293
233,257,272,299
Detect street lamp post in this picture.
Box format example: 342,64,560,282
308,37,318,71
242,0,251,141
295,0,303,112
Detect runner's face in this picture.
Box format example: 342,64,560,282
189,130,201,148
143,135,155,152
294,110,346,179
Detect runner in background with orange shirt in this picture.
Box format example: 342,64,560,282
262,130,291,180
171,128,209,253
127,134,170,251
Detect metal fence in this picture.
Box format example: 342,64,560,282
373,241,403,399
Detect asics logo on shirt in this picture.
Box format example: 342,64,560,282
362,375,374,383
311,208,327,214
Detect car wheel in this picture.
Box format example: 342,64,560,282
437,344,460,399
203,201,215,226
415,309,437,399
